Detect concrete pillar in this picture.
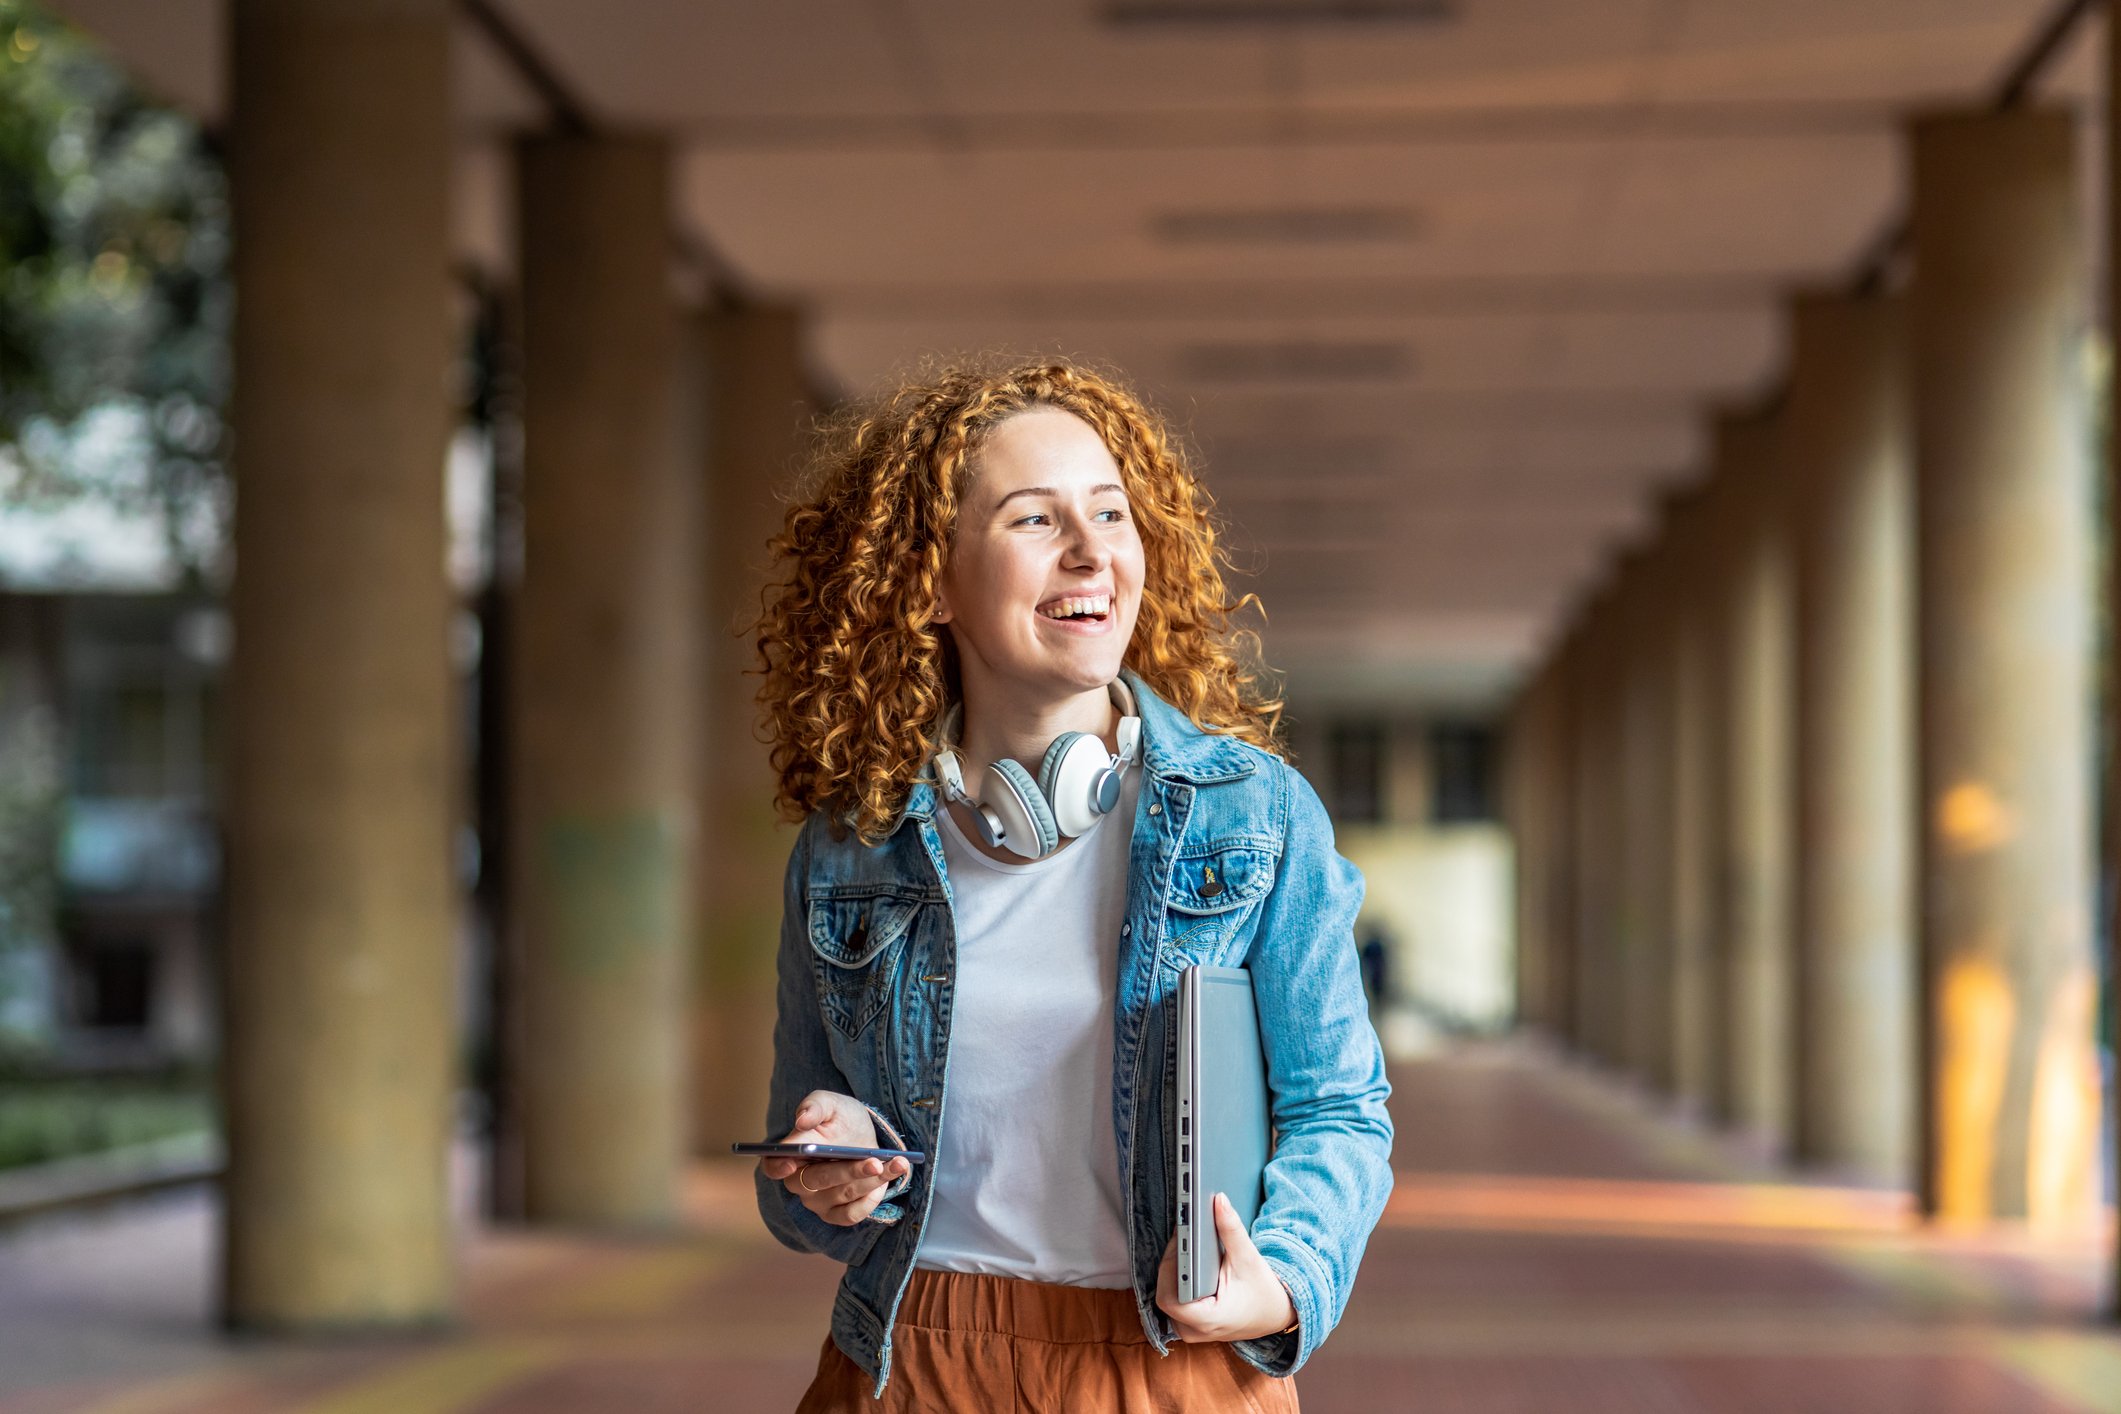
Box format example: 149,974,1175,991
1663,483,1723,1117
1542,644,1578,1044
2107,19,2121,1310
1508,666,1559,1034
1505,686,1537,1029
1619,549,1677,1091
1572,585,1627,1067
1719,407,1795,1151
511,135,696,1227
221,0,456,1327
693,304,818,1152
1785,291,1916,1184
1565,604,1602,1060
1381,720,1433,828
1909,109,2099,1228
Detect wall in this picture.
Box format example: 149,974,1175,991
1338,821,1516,1034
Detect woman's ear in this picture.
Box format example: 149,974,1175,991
932,588,954,625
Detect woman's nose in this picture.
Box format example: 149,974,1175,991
1062,511,1111,566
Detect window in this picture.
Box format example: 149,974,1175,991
1429,722,1498,824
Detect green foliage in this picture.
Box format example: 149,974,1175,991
0,0,230,585
0,1073,210,1169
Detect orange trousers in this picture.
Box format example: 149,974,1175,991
796,1268,1301,1413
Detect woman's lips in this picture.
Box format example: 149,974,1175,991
1037,592,1112,619
1030,602,1119,640
1034,605,1116,635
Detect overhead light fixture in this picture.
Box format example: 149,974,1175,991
1106,0,1455,26
1180,340,1413,382
1151,206,1422,245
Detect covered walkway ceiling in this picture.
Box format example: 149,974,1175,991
48,0,2108,709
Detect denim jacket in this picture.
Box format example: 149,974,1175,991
755,668,1395,1399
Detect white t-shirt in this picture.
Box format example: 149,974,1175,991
914,768,1140,1288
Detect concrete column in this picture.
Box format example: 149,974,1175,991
693,304,818,1152
1381,720,1433,828
1909,109,2099,1227
1719,407,1795,1151
1542,643,1578,1044
1508,665,1559,1034
1785,291,1916,1184
2107,20,2121,1309
511,136,697,1227
1619,548,1676,1091
222,0,455,1327
1573,585,1628,1067
1505,684,1539,1030
1690,424,1748,1126
1566,601,1604,1061
1663,483,1722,1117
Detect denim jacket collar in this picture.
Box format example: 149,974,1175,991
891,667,1257,833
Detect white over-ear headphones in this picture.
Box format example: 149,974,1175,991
932,679,1143,860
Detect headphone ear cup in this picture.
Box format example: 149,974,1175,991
1041,731,1115,838
1036,731,1086,801
985,758,1059,858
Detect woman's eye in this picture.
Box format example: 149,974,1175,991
1014,513,1050,526
1096,508,1127,523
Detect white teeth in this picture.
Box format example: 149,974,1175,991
1040,594,1110,620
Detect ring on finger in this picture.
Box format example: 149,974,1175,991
798,1166,827,1194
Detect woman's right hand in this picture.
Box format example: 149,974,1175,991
757,1089,913,1226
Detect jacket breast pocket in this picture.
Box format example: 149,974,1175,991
1160,842,1276,969
806,887,920,1040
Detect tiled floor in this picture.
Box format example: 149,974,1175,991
1,1039,2115,1412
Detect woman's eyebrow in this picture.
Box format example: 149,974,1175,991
992,483,1125,510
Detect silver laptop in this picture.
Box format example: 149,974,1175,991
1175,964,1272,1302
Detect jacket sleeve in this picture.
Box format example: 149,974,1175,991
1229,763,1395,1378
753,818,914,1265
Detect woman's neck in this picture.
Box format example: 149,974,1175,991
954,680,1119,782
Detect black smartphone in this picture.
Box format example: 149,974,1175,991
731,1141,928,1164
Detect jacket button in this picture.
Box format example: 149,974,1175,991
1121,923,1131,937
1147,803,1161,816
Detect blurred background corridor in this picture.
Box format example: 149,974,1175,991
0,0,2117,1409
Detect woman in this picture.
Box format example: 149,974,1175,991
750,360,1393,1411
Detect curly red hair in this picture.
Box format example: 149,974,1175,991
752,358,1283,843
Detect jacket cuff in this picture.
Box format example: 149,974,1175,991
756,1162,897,1263
1229,1235,1331,1377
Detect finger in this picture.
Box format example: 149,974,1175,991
793,1159,891,1205
806,1159,871,1192
759,1157,794,1180
778,1093,841,1143
824,1188,887,1225
841,1160,894,1197
1212,1192,1259,1264
1155,1234,1219,1339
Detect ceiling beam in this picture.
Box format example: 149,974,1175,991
811,272,1783,320
608,99,1903,155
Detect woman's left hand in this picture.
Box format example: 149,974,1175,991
1155,1191,1297,1343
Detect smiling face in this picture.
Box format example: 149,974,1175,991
935,406,1146,709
